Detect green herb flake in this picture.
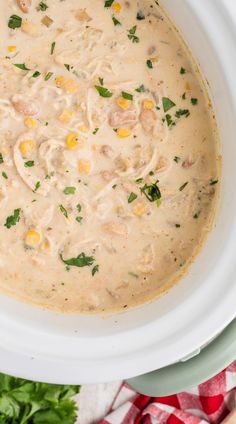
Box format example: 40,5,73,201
146,59,153,69
64,64,71,71
122,91,133,101
162,97,176,113
45,71,53,81
93,127,99,135
98,77,104,86
174,156,180,163
165,114,175,127
179,181,189,191
135,84,148,93
4,208,21,229
95,85,113,98
128,271,139,279
59,204,68,218
8,15,22,29
38,1,48,11
128,26,140,43
191,98,198,105
180,67,186,74
128,192,137,204
136,178,144,185
182,92,186,100
32,71,41,78
60,252,95,268
24,160,35,168
2,172,8,180
175,109,190,118
76,216,83,223
76,203,82,213
112,184,117,189
136,10,145,20
14,63,30,71
92,264,99,276
0,153,4,164
209,179,218,186
63,186,76,195
33,181,41,192
149,171,154,176
112,16,121,26
140,180,161,204
105,0,114,7
193,212,200,219
50,41,56,54
175,224,181,228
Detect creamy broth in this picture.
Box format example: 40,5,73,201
0,0,219,313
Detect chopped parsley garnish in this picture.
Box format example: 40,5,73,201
60,252,95,268
135,84,148,93
76,216,83,223
146,59,153,69
45,71,53,81
64,64,71,71
149,171,154,176
128,192,137,203
128,271,139,279
191,98,198,105
140,180,161,204
104,0,114,7
50,41,56,55
0,153,3,164
99,77,104,86
112,16,121,26
174,156,180,163
182,92,186,100
2,172,8,179
76,204,82,213
92,264,99,276
4,208,21,229
175,109,190,118
112,184,117,189
93,127,99,135
162,97,176,112
136,177,144,184
32,71,41,78
38,2,48,11
180,67,186,74
24,160,34,167
122,91,133,101
209,179,218,186
14,63,30,71
164,114,175,127
179,181,189,191
95,85,113,98
33,181,41,192
127,26,140,43
175,224,181,228
193,212,200,219
8,15,22,29
59,204,68,218
136,10,145,20
63,186,76,195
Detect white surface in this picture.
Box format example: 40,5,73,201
0,0,235,384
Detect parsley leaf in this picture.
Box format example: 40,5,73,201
191,98,198,105
162,97,176,112
8,15,22,29
92,264,99,276
51,41,56,55
180,67,186,74
38,2,48,11
140,180,161,204
175,109,190,118
63,186,76,195
14,63,30,71
174,156,180,163
105,0,114,7
146,59,153,68
2,172,8,179
24,160,35,167
127,26,140,43
135,84,148,93
128,192,137,203
59,205,68,218
164,114,175,127
33,181,41,192
4,209,21,229
95,85,113,98
122,91,133,100
93,127,99,135
137,10,145,20
45,71,53,81
0,153,4,164
112,16,121,26
179,181,189,191
32,71,41,78
60,252,95,268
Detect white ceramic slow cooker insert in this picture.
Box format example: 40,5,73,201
0,0,236,384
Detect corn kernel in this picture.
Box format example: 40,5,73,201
78,159,91,175
58,109,73,124
116,97,130,110
66,133,79,150
64,79,79,94
19,140,34,156
43,239,50,250
24,117,38,129
25,230,41,247
21,20,37,35
55,75,65,88
133,202,147,217
8,45,16,52
112,2,121,13
142,99,154,110
117,128,131,138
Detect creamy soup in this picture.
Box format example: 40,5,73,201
0,0,219,313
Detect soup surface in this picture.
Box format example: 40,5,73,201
0,0,219,313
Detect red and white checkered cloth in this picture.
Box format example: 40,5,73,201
99,361,236,424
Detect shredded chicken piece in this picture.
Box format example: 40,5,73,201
108,109,138,128
100,145,114,158
137,244,155,273
102,221,128,236
139,108,157,134
11,97,40,116
16,0,31,13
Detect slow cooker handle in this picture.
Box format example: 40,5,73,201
126,318,236,396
